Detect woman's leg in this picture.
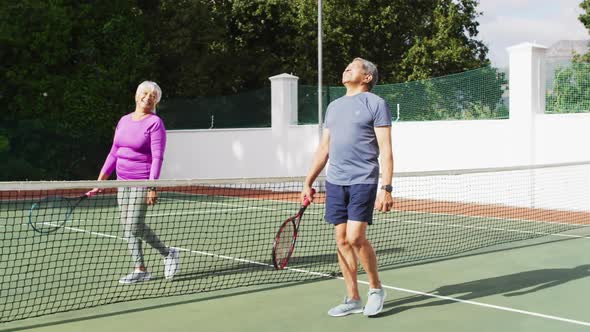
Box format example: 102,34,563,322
118,187,147,269
128,187,169,257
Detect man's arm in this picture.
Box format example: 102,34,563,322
302,128,330,202
375,126,394,212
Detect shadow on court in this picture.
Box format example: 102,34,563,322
373,264,590,318
170,247,402,282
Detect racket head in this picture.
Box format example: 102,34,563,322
28,195,87,234
272,218,297,269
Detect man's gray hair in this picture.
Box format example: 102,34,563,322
135,81,162,113
353,57,378,91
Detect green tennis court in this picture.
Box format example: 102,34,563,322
1,168,590,331
1,226,589,332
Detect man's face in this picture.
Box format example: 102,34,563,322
342,60,369,85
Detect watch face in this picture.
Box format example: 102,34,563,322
382,185,392,193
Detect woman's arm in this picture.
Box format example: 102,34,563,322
148,119,166,180
147,119,166,205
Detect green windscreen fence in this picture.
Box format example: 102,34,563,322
159,67,509,129
159,88,271,129
546,61,590,114
300,66,509,124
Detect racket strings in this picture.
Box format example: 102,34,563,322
29,197,75,232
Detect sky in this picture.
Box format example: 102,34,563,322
476,0,589,67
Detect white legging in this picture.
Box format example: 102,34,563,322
117,187,169,268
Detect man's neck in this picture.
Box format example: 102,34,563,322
345,83,369,96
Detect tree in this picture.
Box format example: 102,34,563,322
150,0,489,90
546,62,590,114
1,1,154,180
544,0,590,114
398,0,488,81
578,0,590,63
280,0,488,85
1,0,492,180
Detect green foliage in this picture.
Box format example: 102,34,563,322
399,0,488,81
546,62,590,114
287,0,488,85
545,2,590,114
2,0,490,180
540,1,590,114
1,1,153,180
578,1,590,63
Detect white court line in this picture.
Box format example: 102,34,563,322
146,207,255,218
368,280,590,327
284,266,590,327
396,208,590,228
18,220,590,327
7,195,590,326
385,217,590,240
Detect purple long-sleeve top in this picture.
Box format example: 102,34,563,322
100,113,166,180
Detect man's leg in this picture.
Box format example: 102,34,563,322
325,182,363,316
327,222,364,317
346,184,385,316
334,223,360,300
346,221,380,289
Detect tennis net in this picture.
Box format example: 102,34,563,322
1,162,590,322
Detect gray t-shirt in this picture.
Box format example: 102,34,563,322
325,92,392,185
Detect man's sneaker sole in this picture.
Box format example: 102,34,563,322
328,308,363,317
363,304,384,316
118,273,151,284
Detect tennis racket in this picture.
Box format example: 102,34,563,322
272,188,316,270
28,191,96,234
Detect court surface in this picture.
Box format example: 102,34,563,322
2,223,589,332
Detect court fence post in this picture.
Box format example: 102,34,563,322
507,42,548,208
507,42,547,122
269,73,299,135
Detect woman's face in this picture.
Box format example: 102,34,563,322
136,88,159,112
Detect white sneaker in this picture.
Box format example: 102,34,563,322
164,247,180,280
327,297,363,317
119,270,151,284
363,288,386,316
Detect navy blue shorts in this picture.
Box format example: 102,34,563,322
325,181,378,225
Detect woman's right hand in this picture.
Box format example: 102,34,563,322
86,188,102,197
88,173,108,197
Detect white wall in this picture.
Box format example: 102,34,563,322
161,43,590,180
164,126,319,179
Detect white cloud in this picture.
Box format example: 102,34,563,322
477,0,533,19
476,0,589,67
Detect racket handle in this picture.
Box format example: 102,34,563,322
302,188,316,207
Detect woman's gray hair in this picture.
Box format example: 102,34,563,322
353,57,378,91
135,81,162,113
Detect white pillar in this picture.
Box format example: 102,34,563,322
507,42,547,208
507,42,547,167
507,42,547,121
269,73,299,133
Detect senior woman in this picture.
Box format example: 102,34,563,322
94,81,180,284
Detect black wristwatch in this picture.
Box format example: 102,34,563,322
380,184,393,193
147,187,157,192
